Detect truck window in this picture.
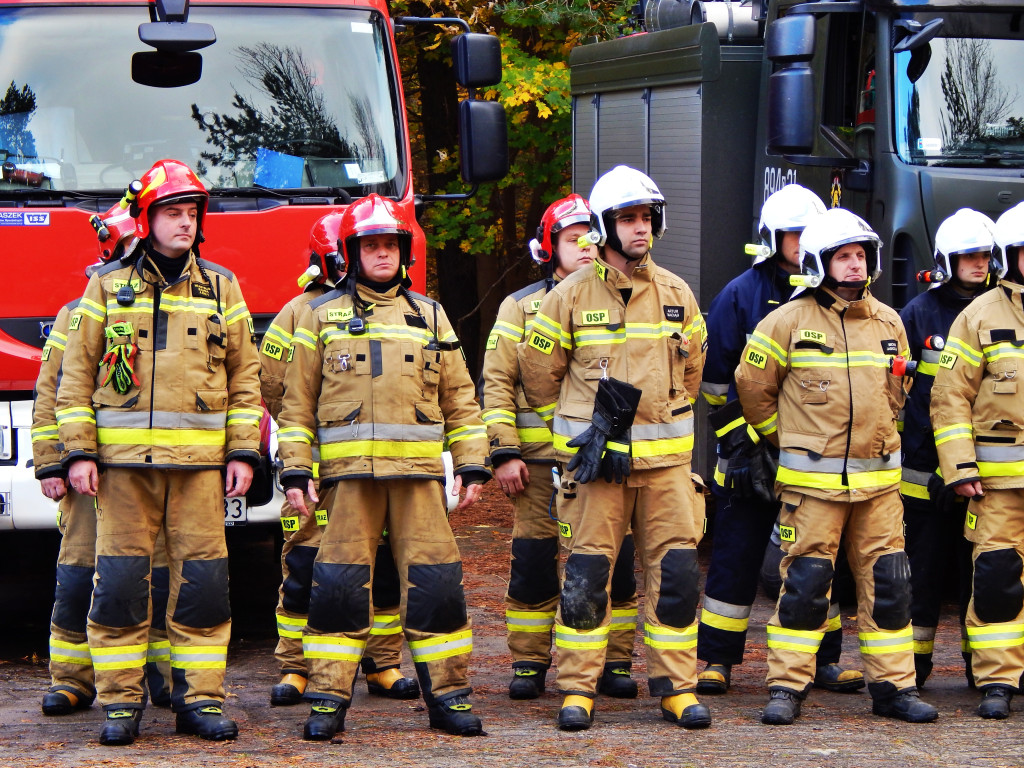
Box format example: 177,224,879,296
894,12,1024,168
0,6,405,194
820,10,875,159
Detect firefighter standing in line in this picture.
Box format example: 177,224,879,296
932,201,1024,720
736,207,938,725
481,194,640,700
260,212,419,707
696,184,863,696
276,194,490,741
34,295,173,716
56,159,263,745
899,208,996,689
519,166,711,732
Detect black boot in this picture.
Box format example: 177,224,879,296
978,685,1013,720
42,688,94,716
175,704,239,741
508,664,547,700
761,688,802,725
303,699,347,741
98,707,143,746
271,673,307,706
597,663,638,699
428,695,483,736
696,663,731,695
872,689,938,723
914,653,934,690
557,695,594,731
366,668,420,700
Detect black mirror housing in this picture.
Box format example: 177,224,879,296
766,14,815,63
459,99,508,183
131,51,203,87
451,33,502,88
767,66,815,154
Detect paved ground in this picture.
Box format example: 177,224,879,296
2,484,1022,768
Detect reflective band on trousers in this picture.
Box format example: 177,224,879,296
610,608,638,631
966,623,1024,650
858,628,913,655
700,597,751,633
644,621,697,650
147,640,171,663
91,643,148,671
766,626,824,654
170,645,228,669
303,636,366,662
408,630,473,662
900,467,932,500
49,639,92,666
506,610,556,633
370,613,402,636
277,614,308,639
554,625,609,650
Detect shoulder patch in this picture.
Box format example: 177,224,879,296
744,346,768,369
485,333,498,350
528,331,556,355
580,309,610,326
326,306,354,323
261,338,285,360
68,314,82,331
938,350,957,369
798,329,827,344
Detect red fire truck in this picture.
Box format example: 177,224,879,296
0,0,507,529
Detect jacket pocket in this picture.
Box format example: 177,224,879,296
196,388,228,412
318,401,362,427
415,402,444,424
780,429,829,460
988,359,1018,395
92,387,140,409
324,343,352,375
421,346,442,390
797,375,832,405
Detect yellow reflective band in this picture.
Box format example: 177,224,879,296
644,621,698,650
555,625,609,650
858,628,914,655
96,427,226,447
914,639,935,655
899,480,931,500
227,408,262,426
775,466,901,491
277,615,307,639
76,297,106,323
147,640,171,663
446,424,487,444
91,643,148,670
534,402,556,420
517,427,554,444
531,311,569,348
490,319,524,342
49,639,92,665
320,440,443,460
826,613,841,632
482,408,516,426
506,609,556,632
303,636,366,661
700,610,749,633
630,435,694,458
945,337,982,366
754,413,777,436
766,626,824,654
408,629,473,662
916,361,938,377
978,461,1024,478
292,329,318,350
55,406,96,425
370,613,403,635
965,623,1024,649
749,330,788,366
278,426,315,444
934,423,973,446
170,645,228,669
702,391,728,406
609,608,638,631
714,416,747,439
31,425,60,442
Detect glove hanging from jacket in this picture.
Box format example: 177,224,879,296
567,377,642,484
709,399,778,504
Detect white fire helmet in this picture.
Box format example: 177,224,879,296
755,184,827,266
993,201,1024,280
930,208,996,288
586,166,666,256
797,208,882,289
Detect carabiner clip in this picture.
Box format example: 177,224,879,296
600,358,609,380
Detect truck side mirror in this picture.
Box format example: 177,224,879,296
451,33,502,88
766,14,815,63
459,99,508,183
767,66,815,154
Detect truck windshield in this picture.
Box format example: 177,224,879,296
0,6,404,194
894,12,1024,168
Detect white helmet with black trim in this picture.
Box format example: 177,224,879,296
994,201,1024,281
587,166,666,259
755,184,827,266
931,208,996,288
797,208,882,290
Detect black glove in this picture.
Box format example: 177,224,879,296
927,472,968,514
566,377,642,485
599,429,632,484
710,400,778,504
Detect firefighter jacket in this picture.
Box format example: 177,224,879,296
701,261,795,407
735,286,910,501
518,252,706,470
932,279,1024,490
55,252,263,469
31,300,78,480
481,277,557,466
899,284,980,482
276,281,489,486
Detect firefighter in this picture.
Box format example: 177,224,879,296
697,184,863,696
900,208,996,689
33,295,172,716
56,159,263,745
276,194,490,740
932,200,1024,719
261,212,418,706
736,207,938,725
481,194,640,700
519,166,710,731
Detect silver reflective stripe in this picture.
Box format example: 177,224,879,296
901,467,932,486
780,451,900,474
700,381,729,397
553,417,588,440
921,349,942,363
913,626,937,642
515,411,547,428
318,422,444,443
975,444,1024,462
703,597,752,620
553,417,693,441
95,410,227,429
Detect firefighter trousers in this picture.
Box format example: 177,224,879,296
554,465,704,698
902,493,972,673
963,488,1024,689
506,462,638,670
88,467,230,712
698,486,846,667
303,477,473,706
275,491,407,678
50,489,171,702
767,490,915,696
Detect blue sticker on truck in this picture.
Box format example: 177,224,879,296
0,212,50,226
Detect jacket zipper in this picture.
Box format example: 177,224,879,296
149,284,161,432
839,306,852,487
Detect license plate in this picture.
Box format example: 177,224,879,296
224,496,248,526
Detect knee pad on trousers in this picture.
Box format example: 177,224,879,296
778,557,833,631
308,562,371,633
406,562,468,634
150,565,170,631
52,564,95,633
871,551,912,630
281,545,317,614
973,549,1024,624
173,558,231,629
508,537,559,605
373,543,401,610
610,535,637,603
561,553,609,630
90,555,150,628
654,548,700,627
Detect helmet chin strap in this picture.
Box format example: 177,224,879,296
823,275,869,291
